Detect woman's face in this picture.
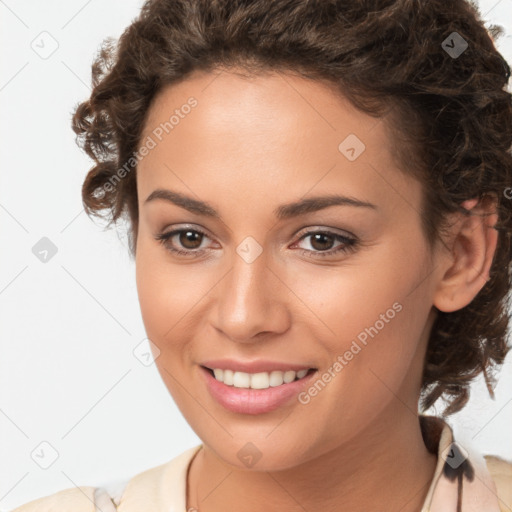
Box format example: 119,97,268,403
135,68,446,470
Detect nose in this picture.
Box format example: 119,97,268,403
212,245,291,343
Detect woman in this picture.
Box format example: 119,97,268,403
13,0,512,511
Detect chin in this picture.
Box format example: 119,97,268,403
203,436,316,472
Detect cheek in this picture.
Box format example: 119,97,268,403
296,239,430,404
135,257,168,340
285,253,407,354
135,237,182,344
135,237,214,351
135,242,198,404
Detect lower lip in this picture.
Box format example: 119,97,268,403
200,366,317,415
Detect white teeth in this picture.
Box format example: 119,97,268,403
250,372,270,389
223,369,233,385
233,371,251,388
296,369,308,379
269,371,284,387
209,368,312,389
283,370,296,383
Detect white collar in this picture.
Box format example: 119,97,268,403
419,414,501,512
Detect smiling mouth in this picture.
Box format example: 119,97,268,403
201,365,317,389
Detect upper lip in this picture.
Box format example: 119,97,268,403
200,359,316,373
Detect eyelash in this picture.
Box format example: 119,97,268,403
155,227,358,259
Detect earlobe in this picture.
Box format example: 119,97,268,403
433,195,498,313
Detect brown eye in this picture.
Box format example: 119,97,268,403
294,230,358,259
155,227,211,257
178,230,203,249
309,233,336,251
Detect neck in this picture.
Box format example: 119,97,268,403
186,406,438,512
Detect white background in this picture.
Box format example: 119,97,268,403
1,0,511,509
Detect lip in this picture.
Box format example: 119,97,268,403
199,365,318,415
200,358,316,373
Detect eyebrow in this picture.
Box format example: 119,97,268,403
143,188,378,219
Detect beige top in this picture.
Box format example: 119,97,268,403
11,415,512,512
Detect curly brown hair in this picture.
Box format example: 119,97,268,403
71,0,512,416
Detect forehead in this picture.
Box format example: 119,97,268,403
137,68,421,217
142,68,387,146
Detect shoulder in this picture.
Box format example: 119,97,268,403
116,444,203,509
10,486,97,512
485,454,512,512
10,445,203,512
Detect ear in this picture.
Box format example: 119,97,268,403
433,194,499,313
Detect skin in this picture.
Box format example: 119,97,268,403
134,68,498,512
